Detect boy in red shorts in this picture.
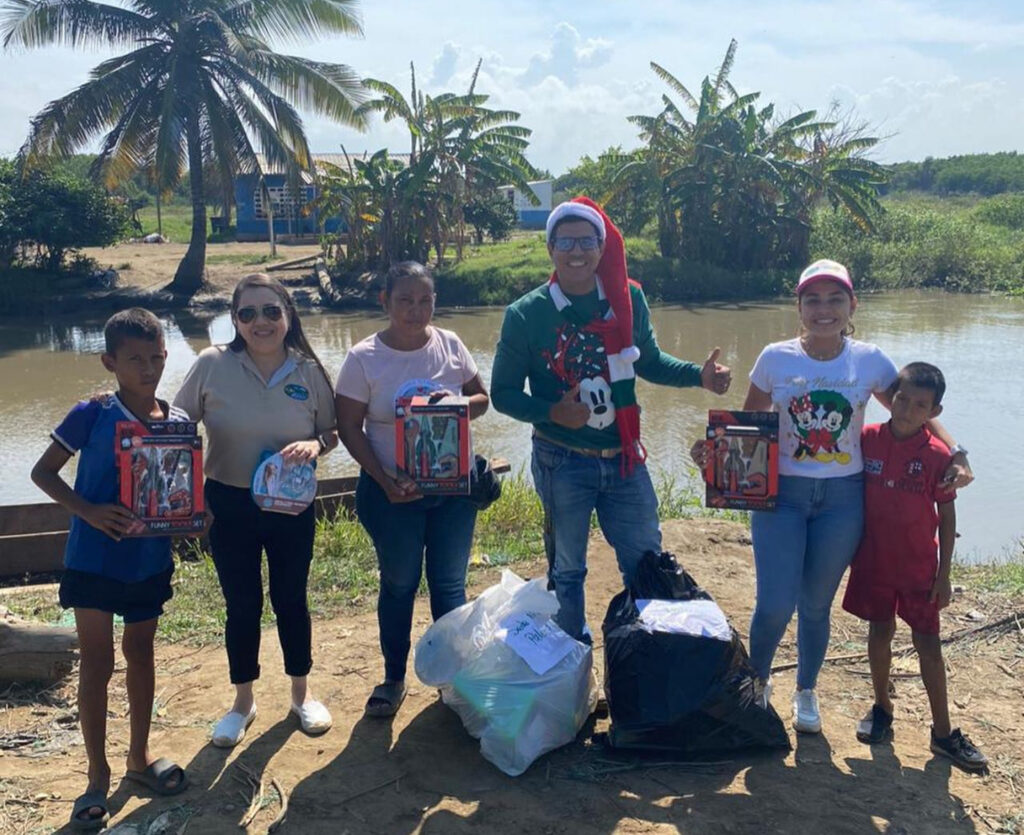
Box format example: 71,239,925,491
842,362,987,772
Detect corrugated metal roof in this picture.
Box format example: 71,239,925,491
253,152,413,176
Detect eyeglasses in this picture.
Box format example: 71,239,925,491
552,235,601,252
235,304,284,324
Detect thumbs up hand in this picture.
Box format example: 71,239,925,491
549,384,592,429
700,347,732,395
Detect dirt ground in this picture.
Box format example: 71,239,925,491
2,518,1022,835
81,241,323,299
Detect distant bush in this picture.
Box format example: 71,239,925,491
886,152,1024,196
0,159,132,270
972,193,1024,230
810,199,1024,293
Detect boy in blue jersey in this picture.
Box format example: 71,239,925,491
31,309,188,831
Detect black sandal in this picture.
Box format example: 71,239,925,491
70,789,109,831
365,681,407,718
125,757,188,796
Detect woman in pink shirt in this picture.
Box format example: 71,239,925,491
335,261,489,717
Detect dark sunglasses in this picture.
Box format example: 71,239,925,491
235,304,284,324
552,234,601,252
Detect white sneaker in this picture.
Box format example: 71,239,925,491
211,703,257,748
756,676,774,709
792,689,822,734
290,699,332,735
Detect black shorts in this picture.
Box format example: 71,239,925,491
59,567,174,624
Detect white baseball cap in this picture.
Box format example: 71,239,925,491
796,259,854,295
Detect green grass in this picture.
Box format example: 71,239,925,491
135,204,193,243
206,253,284,266
952,548,1024,596
14,472,1014,647
4,472,730,645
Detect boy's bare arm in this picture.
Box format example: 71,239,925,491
931,500,956,609
31,442,135,541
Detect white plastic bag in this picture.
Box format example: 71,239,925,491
414,570,597,776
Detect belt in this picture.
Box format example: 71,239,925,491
533,430,622,460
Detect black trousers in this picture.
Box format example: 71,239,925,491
205,479,315,684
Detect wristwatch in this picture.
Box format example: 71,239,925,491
316,433,329,455
949,444,969,457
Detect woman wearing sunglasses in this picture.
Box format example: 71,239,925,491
174,273,338,747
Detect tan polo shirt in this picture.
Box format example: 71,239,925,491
173,345,336,489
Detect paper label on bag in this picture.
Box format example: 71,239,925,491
635,598,732,642
497,613,576,675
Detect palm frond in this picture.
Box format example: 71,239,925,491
224,0,363,43
1,0,153,50
649,61,699,111
713,38,737,95
246,50,366,127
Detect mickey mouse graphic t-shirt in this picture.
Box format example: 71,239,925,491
749,338,898,478
492,280,703,450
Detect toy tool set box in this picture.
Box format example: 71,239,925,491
395,395,471,495
116,420,205,537
251,452,317,515
703,410,779,511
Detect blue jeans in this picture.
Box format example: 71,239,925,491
355,472,477,682
749,473,865,690
531,436,662,640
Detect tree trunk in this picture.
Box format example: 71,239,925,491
170,115,208,296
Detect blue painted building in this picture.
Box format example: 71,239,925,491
498,179,553,229
234,155,552,241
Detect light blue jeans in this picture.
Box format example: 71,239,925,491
749,473,864,690
531,436,662,640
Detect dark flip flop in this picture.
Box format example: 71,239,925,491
125,757,188,796
70,789,109,831
365,681,408,718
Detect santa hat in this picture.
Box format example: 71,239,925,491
548,196,645,473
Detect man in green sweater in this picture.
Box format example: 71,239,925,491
491,197,732,640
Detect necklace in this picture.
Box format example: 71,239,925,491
801,336,845,361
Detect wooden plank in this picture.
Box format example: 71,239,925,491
0,503,71,537
266,253,319,272
0,459,510,577
0,531,67,576
316,475,358,496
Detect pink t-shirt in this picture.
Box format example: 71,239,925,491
335,326,479,477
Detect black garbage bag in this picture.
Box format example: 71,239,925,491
603,551,790,753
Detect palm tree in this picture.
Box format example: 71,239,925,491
2,0,367,295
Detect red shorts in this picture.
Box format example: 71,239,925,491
842,568,940,635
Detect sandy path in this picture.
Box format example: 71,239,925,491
1,518,1021,834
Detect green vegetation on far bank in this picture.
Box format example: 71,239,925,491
435,233,790,306
812,192,1024,295
434,192,1024,307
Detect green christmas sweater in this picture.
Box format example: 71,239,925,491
491,281,703,449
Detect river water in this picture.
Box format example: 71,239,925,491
2,290,1022,562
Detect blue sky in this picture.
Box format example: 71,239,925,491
2,0,1022,175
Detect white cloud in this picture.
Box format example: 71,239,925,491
1,1,1022,173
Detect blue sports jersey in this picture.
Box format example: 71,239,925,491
52,394,188,583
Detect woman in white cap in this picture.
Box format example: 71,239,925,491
732,259,973,735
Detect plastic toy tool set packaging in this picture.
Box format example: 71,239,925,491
116,420,205,537
395,394,471,495
703,410,779,511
